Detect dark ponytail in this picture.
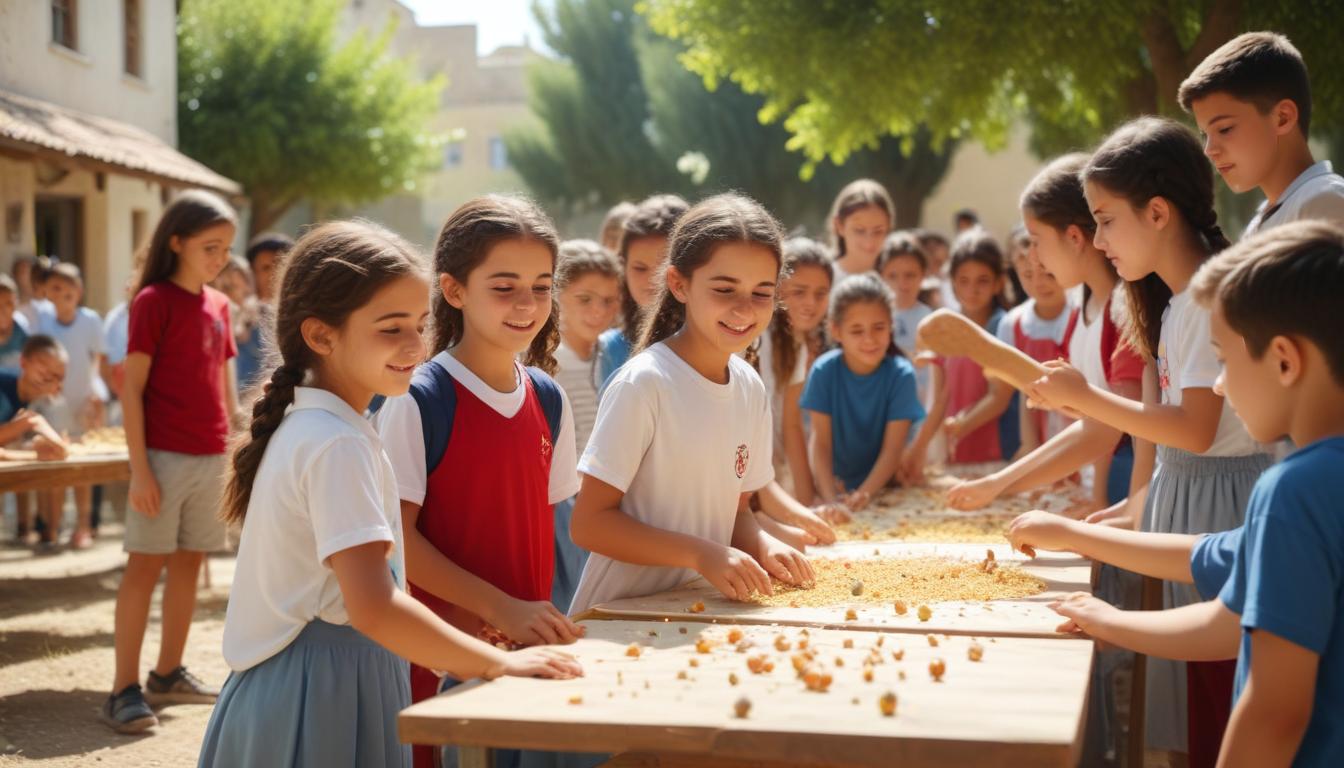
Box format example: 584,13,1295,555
615,194,689,343
431,195,562,375
222,220,427,524
635,194,785,355
1082,116,1227,360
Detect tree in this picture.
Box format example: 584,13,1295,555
178,0,444,234
643,0,1344,163
507,0,956,231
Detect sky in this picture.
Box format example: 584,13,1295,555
400,0,551,56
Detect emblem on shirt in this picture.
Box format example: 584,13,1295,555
1156,341,1171,394
541,434,553,461
734,444,749,479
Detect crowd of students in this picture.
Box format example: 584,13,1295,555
2,29,1342,768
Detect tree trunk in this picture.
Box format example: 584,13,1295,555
1141,0,1244,114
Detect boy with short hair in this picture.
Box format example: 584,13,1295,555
1181,31,1344,233
1011,221,1344,765
2,336,70,542
36,263,107,549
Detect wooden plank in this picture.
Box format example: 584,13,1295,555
400,619,1093,767
0,453,131,493
582,543,1091,640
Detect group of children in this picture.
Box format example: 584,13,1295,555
0,25,1328,768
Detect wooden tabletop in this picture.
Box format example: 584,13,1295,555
400,619,1093,767
0,452,130,493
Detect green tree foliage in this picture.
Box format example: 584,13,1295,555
643,0,1344,161
507,0,955,231
178,0,444,233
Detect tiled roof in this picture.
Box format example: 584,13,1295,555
0,87,241,194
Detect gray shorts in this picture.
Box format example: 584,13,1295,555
124,450,228,554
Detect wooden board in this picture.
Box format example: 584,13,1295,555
0,452,131,493
581,543,1090,640
400,619,1093,767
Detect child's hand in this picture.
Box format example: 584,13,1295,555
896,451,926,487
33,435,68,461
1049,592,1118,639
841,489,871,512
485,646,583,681
1085,505,1136,529
696,544,774,601
491,598,585,647
812,503,851,526
1005,510,1077,558
786,506,837,546
129,468,162,518
756,535,814,587
946,475,1007,511
1027,361,1091,413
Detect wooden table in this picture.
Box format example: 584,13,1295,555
0,452,131,493
400,619,1094,767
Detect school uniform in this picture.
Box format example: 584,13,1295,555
567,342,774,615
1244,160,1344,234
199,387,410,768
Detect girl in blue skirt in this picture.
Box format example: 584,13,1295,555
198,220,581,768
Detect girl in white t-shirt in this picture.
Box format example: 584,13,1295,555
199,221,579,768
550,239,621,612
1026,119,1271,760
949,153,1149,516
568,194,814,615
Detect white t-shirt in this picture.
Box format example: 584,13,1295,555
1072,290,1119,392
1246,160,1344,234
374,350,580,506
38,307,108,433
554,341,602,456
1157,290,1260,457
568,342,775,615
221,387,406,671
749,332,807,471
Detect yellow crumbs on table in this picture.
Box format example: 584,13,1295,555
748,557,1046,608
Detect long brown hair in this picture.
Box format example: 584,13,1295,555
430,195,561,374
615,194,689,343
827,179,894,257
1082,117,1230,360
136,189,238,298
1020,152,1115,306
222,220,427,524
829,273,904,359
635,194,785,359
770,236,833,389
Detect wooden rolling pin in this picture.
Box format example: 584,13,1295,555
915,308,1048,391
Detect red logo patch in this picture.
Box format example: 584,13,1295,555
540,435,553,461
734,444,749,479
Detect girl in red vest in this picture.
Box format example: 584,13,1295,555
376,196,584,768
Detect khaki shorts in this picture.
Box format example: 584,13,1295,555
124,450,228,554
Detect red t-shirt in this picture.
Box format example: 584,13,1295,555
127,282,236,454
1100,297,1145,388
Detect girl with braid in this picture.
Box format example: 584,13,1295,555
199,221,579,768
373,196,584,768
567,193,813,616
1026,117,1271,765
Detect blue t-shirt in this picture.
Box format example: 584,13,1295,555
0,368,25,424
0,317,29,370
1190,528,1242,601
597,328,633,393
1219,436,1344,765
800,349,925,491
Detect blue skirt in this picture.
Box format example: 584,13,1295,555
199,620,411,768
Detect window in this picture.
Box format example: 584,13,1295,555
444,141,463,168
488,136,508,170
124,0,142,77
51,0,78,50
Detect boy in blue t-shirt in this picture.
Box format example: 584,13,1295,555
1007,221,1344,765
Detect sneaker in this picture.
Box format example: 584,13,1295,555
145,666,218,704
70,530,93,550
101,684,158,734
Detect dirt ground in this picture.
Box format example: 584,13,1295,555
0,523,235,767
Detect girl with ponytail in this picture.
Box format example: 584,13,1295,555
200,220,579,768
567,193,813,616
1024,117,1271,766
373,195,586,768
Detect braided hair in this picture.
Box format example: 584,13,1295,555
222,220,427,524
1082,117,1230,360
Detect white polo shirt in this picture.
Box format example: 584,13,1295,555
1246,160,1344,234
221,387,406,671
